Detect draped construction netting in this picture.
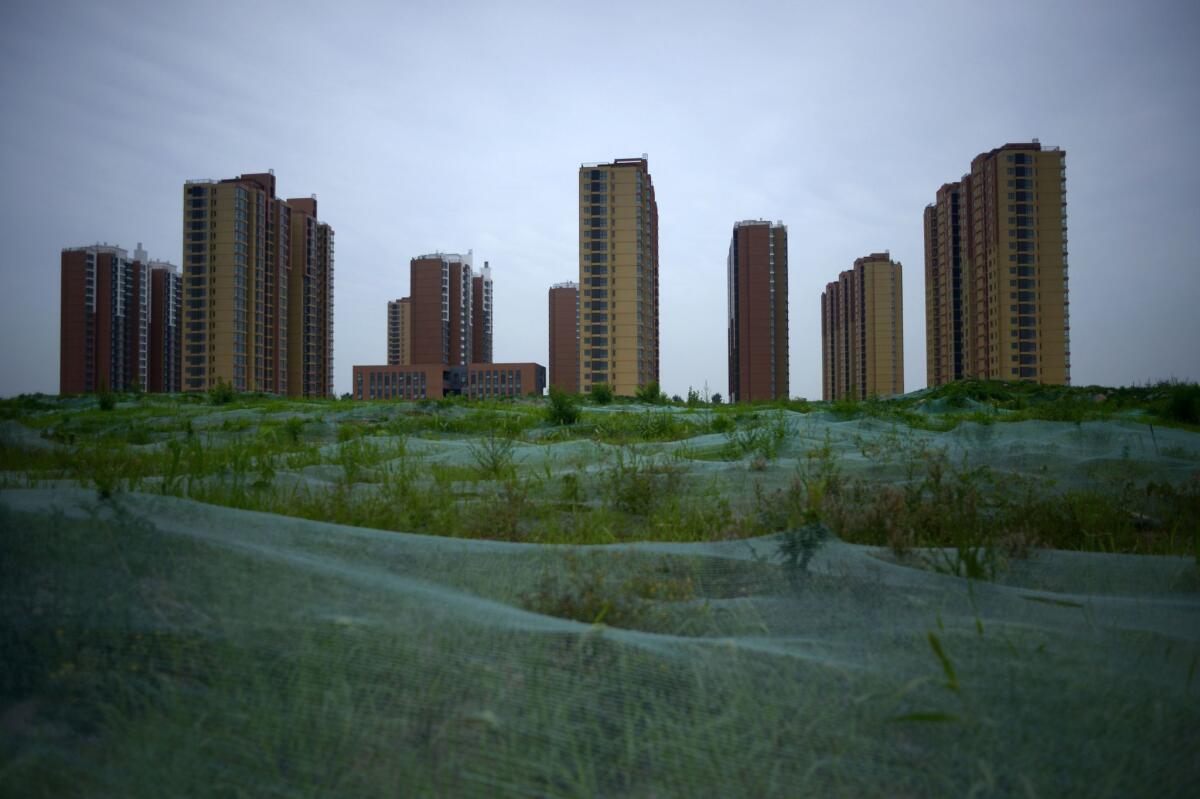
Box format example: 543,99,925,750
1,397,1199,796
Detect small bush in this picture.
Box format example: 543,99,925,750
635,381,664,404
524,551,697,631
546,387,580,425
589,383,614,405
1162,383,1200,425
468,433,516,479
96,379,115,411
209,378,236,405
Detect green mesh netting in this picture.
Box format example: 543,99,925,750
2,399,1199,797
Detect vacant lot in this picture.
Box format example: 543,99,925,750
2,384,1198,796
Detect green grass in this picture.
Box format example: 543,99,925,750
2,386,1199,564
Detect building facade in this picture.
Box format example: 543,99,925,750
387,297,412,366
409,252,474,367
578,157,658,396
286,197,335,397
548,282,579,393
181,171,334,397
149,261,183,393
924,141,1069,385
353,362,545,401
821,253,904,401
472,262,493,364
60,243,150,394
728,220,789,402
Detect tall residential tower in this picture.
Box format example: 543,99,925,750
181,171,333,397
387,297,412,366
578,157,658,395
409,252,474,366
728,220,789,402
148,260,183,393
924,141,1069,385
548,281,579,393
60,243,150,394
821,253,904,401
472,261,493,364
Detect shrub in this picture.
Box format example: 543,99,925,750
546,387,580,425
589,383,614,405
524,551,697,631
468,433,517,479
635,381,663,404
96,379,115,411
209,378,236,405
603,448,681,516
1162,383,1200,425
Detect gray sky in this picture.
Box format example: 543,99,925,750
2,0,1198,399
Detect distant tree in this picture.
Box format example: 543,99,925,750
635,381,663,404
711,392,723,405
546,386,581,425
96,378,115,411
589,383,614,405
686,387,702,407
208,378,235,405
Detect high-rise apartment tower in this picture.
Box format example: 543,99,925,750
821,253,904,401
578,157,658,396
60,243,150,394
181,171,334,396
388,297,412,366
472,262,493,364
548,281,579,393
149,261,183,393
286,197,335,397
924,141,1068,385
409,252,474,366
728,220,789,402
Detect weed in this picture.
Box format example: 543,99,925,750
97,379,115,412
546,387,581,425
208,378,236,405
775,523,827,582
283,416,306,444
602,448,681,517
468,433,517,480
589,383,614,405
635,381,664,405
524,551,698,632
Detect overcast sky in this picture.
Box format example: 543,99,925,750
2,0,1198,399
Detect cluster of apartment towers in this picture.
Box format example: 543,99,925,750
60,142,1068,403
60,171,333,398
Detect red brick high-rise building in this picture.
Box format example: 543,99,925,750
148,260,183,393
548,282,579,393
409,252,475,366
286,196,335,397
60,243,150,394
727,220,788,402
472,262,493,364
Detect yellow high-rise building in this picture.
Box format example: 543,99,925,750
821,253,904,401
577,157,658,396
181,172,333,396
924,141,1069,386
